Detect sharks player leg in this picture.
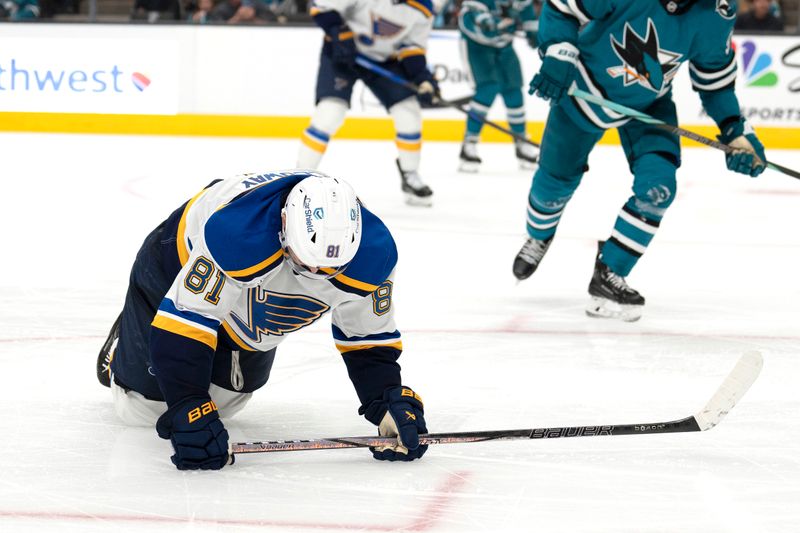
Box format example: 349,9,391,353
513,104,602,280
459,39,499,173
499,45,538,169
586,98,681,322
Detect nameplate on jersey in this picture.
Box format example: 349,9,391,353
229,288,330,342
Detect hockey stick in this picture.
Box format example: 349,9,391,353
355,55,541,149
230,351,762,456
569,87,800,180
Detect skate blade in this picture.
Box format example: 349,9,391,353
404,193,433,207
458,161,480,173
585,296,643,322
517,160,539,171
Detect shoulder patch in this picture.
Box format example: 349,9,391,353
328,206,397,296
204,176,306,282
715,0,736,20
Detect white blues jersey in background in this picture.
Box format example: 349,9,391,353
311,0,434,62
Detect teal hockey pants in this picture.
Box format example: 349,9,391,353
462,40,526,139
525,97,681,276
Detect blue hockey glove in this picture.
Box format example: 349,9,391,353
529,42,579,103
414,71,441,108
330,26,357,72
156,396,231,471
718,117,766,178
365,386,428,461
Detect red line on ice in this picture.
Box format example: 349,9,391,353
0,471,471,531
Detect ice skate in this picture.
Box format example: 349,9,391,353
512,236,552,280
96,313,121,387
396,160,433,207
458,139,481,173
586,242,645,322
515,140,539,170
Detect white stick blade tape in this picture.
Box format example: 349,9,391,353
694,351,763,431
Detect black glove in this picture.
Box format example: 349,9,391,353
156,396,231,470
330,26,357,72
365,386,428,461
413,71,441,108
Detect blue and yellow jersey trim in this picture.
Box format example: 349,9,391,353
328,272,380,297
332,326,402,354
177,187,211,267
397,46,426,60
152,298,220,350
220,321,258,351
405,0,433,18
224,248,284,283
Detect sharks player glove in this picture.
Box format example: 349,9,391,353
529,42,579,103
156,396,231,470
718,117,766,178
363,386,428,461
330,26,357,72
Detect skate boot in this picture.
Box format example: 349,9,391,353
515,140,539,170
396,160,433,207
458,139,481,173
586,242,645,322
512,236,553,280
96,313,121,387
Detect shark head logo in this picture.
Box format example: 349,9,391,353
607,19,682,93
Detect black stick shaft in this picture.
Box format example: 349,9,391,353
354,56,540,149
231,416,700,454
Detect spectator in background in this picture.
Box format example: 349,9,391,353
208,0,276,23
0,0,39,19
736,0,784,32
187,0,212,22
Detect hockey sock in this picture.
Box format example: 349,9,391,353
297,98,347,168
602,201,662,277
390,97,422,172
502,88,526,136
526,167,582,240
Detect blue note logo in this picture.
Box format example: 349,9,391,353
607,19,682,93
229,288,330,342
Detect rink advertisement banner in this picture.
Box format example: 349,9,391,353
0,37,180,114
1,24,799,145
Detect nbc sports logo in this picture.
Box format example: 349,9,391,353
740,41,778,87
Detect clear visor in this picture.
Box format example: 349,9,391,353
279,231,349,280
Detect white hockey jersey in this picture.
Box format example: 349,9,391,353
311,0,434,62
149,170,402,404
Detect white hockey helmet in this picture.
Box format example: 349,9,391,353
280,174,362,279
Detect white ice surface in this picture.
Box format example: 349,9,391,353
0,133,798,532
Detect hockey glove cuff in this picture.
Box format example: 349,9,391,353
365,386,428,461
529,42,579,103
718,117,766,178
412,69,441,108
156,396,231,471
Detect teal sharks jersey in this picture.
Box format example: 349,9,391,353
459,0,537,48
540,0,740,130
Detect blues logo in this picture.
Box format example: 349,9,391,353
230,288,330,342
607,19,682,93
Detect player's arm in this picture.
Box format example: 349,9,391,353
529,0,613,102
515,0,539,48
398,6,439,105
690,7,766,177
150,247,241,470
310,0,356,69
331,272,427,462
458,0,506,46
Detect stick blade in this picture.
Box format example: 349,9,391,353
694,351,763,431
